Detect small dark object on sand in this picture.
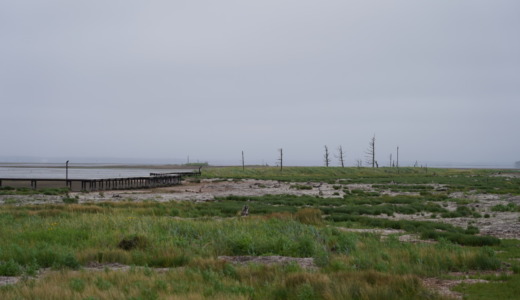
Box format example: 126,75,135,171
118,236,148,250
241,205,249,216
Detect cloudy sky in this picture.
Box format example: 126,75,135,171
1,1,519,166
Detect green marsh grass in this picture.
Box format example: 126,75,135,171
452,274,520,300
201,166,520,194
0,187,69,196
1,166,519,298
0,203,502,270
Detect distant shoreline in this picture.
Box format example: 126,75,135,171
0,163,517,170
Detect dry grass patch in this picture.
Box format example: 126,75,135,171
295,208,323,225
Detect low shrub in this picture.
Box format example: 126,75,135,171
69,278,86,293
118,235,149,251
0,259,23,276
466,248,501,270
491,203,519,212
420,231,500,247
441,206,472,218
62,196,78,204
465,225,480,235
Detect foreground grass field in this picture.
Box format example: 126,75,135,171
0,166,519,299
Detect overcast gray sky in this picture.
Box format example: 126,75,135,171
1,1,519,166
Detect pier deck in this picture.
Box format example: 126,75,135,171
0,171,199,192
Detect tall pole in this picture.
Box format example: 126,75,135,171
66,160,69,181
241,151,245,171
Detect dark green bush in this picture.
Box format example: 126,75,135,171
62,196,78,204
420,231,500,247
0,259,23,276
466,248,501,270
465,226,480,235
56,253,81,269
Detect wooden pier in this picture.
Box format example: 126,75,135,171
0,171,197,192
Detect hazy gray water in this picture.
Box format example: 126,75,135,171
0,167,190,179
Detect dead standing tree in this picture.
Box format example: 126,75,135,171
278,148,283,172
356,159,363,168
336,145,345,168
397,146,399,168
365,135,376,168
241,151,245,171
324,145,331,167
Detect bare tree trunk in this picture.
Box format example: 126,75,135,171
337,145,345,168
242,151,245,171
356,159,363,168
324,145,330,167
397,146,400,173
397,146,399,168
372,136,375,168
365,135,376,168
278,148,283,172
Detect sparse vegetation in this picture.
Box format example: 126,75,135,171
62,195,79,204
289,184,313,190
491,203,519,212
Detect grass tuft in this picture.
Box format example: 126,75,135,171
295,208,323,225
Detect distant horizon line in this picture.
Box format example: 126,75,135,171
0,156,517,169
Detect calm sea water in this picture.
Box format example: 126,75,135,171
0,163,514,180
0,165,191,180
